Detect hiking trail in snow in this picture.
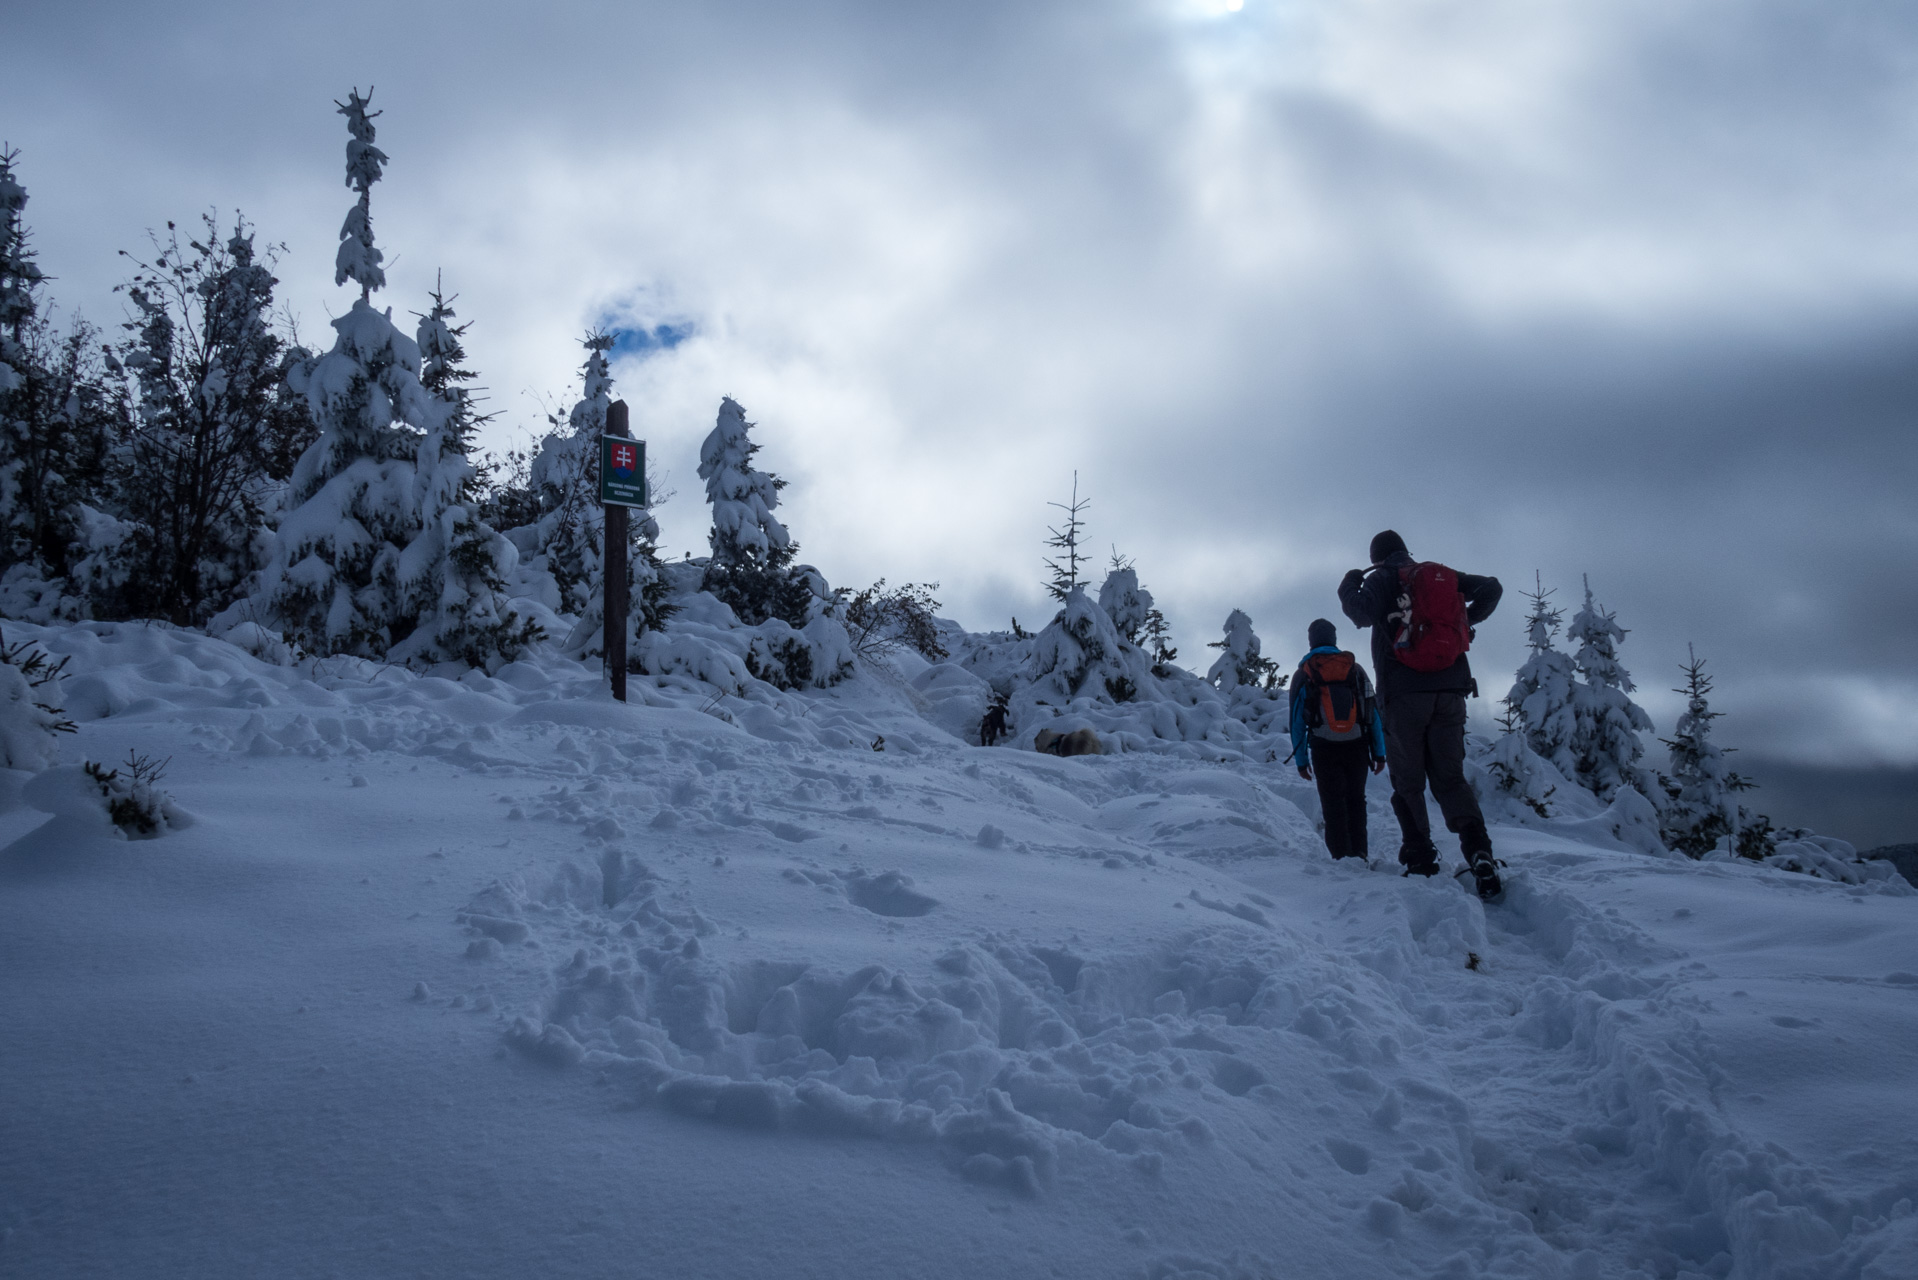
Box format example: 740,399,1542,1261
2,621,1913,1279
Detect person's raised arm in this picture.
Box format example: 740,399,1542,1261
1339,568,1379,629
1460,573,1502,625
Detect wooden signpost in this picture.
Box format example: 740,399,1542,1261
598,400,647,702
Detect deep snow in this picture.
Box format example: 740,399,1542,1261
2,621,1915,1280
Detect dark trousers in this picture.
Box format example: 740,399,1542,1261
1310,736,1371,860
1381,691,1486,863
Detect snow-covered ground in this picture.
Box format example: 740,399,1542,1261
3,622,1915,1280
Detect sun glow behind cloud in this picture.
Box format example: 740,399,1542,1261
1177,0,1248,18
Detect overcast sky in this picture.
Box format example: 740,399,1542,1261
6,0,1916,839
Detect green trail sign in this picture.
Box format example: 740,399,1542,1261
599,435,648,508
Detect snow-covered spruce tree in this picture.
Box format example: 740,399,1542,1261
388,281,540,668
0,150,43,398
1028,584,1152,706
1506,575,1580,781
1042,474,1089,603
0,323,119,613
259,347,321,486
1098,555,1152,644
0,631,73,769
101,216,313,625
529,331,615,615
1566,575,1655,801
1205,609,1279,692
1481,699,1564,819
0,151,119,615
698,396,809,628
258,89,429,657
1659,645,1760,858
1141,604,1178,675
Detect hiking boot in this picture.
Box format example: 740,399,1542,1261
1467,850,1503,900
1399,840,1440,878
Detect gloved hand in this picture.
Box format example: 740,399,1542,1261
1340,568,1366,592
1369,758,1386,775
1297,765,1312,781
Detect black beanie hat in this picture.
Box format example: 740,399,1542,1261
1308,618,1338,649
1369,529,1408,564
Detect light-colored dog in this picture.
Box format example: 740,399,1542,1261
1033,727,1103,757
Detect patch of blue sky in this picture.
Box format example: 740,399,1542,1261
605,322,695,359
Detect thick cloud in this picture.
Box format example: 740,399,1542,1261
6,1,1917,812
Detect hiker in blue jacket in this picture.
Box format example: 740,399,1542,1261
1289,618,1387,861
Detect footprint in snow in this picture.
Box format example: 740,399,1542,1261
1210,1057,1268,1097
779,868,940,917
841,870,939,917
1325,1137,1372,1175
1187,890,1270,928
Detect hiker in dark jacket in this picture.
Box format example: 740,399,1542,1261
1337,530,1504,892
1288,618,1386,862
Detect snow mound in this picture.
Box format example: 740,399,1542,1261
4,615,1917,1279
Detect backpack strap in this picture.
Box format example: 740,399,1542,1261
1299,657,1323,728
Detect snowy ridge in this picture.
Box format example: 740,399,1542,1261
2,619,1914,1278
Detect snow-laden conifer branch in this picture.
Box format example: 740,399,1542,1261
333,88,387,301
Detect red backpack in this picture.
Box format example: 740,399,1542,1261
1390,562,1471,672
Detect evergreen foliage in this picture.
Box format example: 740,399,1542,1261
1042,473,1089,602
414,282,487,467
1141,606,1178,674
1030,585,1143,702
530,331,617,616
1097,555,1152,643
0,320,118,596
0,150,118,608
1206,609,1279,691
390,281,540,667
260,87,430,657
333,89,387,300
0,148,45,389
1483,698,1563,819
0,635,73,770
567,331,614,437
83,751,181,837
1659,645,1762,858
1506,575,1579,780
698,396,809,627
1566,575,1655,801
